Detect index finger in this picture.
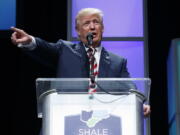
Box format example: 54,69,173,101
10,27,24,33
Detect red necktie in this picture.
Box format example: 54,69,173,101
87,47,98,94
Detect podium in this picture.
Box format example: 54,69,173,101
36,78,151,135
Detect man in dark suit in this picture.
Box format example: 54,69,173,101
11,8,151,116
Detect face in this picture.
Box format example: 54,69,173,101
76,14,104,47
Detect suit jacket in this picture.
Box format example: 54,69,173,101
26,38,130,78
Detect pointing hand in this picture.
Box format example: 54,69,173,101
11,27,32,45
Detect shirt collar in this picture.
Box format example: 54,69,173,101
83,43,102,53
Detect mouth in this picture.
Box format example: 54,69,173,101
91,32,97,38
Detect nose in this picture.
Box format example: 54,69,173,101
89,22,95,30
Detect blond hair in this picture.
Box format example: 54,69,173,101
75,8,104,29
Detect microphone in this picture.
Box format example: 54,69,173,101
86,32,93,46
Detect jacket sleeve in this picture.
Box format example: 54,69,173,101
22,37,62,70
119,58,131,78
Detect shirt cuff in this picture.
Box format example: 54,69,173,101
18,36,37,50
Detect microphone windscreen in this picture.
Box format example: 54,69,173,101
86,32,93,45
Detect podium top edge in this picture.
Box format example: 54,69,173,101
36,78,151,81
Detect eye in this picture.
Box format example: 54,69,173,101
93,19,100,24
83,21,90,26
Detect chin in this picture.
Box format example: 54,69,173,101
93,38,100,42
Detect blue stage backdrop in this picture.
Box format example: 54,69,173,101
167,38,180,135
0,0,16,30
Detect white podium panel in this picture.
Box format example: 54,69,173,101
42,93,143,135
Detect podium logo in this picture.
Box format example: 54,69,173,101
65,110,122,135
80,110,110,128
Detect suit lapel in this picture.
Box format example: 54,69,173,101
98,47,111,77
74,42,89,77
